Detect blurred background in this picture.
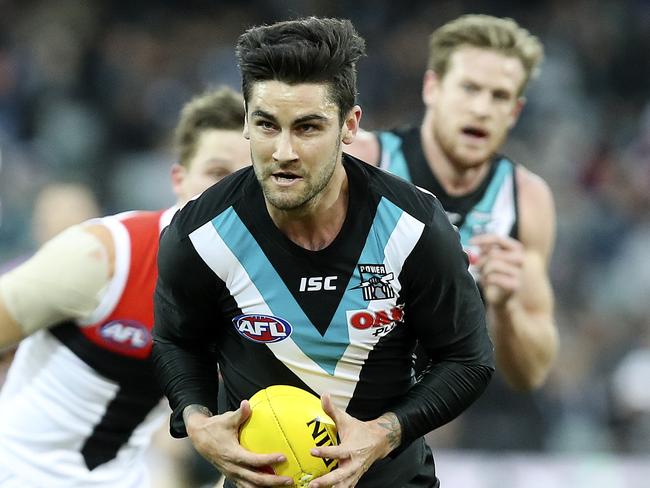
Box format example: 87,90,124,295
0,0,649,486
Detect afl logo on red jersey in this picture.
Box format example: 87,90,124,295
233,314,292,343
99,320,151,349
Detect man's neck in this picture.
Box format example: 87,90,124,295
267,165,349,251
420,113,491,196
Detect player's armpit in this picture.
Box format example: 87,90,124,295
0,224,112,342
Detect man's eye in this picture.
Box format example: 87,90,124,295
257,120,275,130
298,124,317,133
462,82,479,93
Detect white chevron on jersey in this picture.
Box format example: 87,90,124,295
488,169,515,236
189,208,424,411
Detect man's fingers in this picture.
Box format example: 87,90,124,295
479,259,521,278
320,393,341,423
478,247,525,266
228,399,252,427
310,444,349,460
308,463,356,488
471,233,521,249
230,466,293,487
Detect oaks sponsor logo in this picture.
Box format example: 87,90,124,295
346,305,405,337
99,320,151,349
232,314,293,343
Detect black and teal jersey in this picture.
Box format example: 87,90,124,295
152,155,493,487
375,127,552,452
376,127,518,276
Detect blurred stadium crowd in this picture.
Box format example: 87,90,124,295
1,0,649,465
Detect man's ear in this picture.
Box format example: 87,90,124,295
508,97,526,129
422,69,441,107
170,163,186,196
243,115,250,140
342,105,362,145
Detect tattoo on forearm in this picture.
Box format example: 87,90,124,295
183,404,213,425
377,413,401,450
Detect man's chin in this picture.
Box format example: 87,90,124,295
264,190,307,212
452,156,490,170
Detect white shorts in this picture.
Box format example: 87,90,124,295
0,468,40,488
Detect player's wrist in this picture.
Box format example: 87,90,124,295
369,412,402,458
183,404,213,435
489,294,518,315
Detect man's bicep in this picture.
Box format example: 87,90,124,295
519,169,556,263
0,225,111,341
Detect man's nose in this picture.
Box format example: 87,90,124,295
273,132,298,162
469,91,491,118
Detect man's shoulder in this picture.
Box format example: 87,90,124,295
514,164,552,195
352,155,441,224
513,164,556,254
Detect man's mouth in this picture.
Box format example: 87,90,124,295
461,126,489,138
271,171,302,185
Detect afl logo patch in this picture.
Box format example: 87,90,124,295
99,320,151,349
233,314,293,343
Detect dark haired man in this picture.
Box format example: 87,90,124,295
153,17,493,488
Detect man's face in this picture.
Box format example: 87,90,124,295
173,129,251,205
245,80,350,212
424,46,526,169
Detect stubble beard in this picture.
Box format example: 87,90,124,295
434,122,489,171
257,138,341,212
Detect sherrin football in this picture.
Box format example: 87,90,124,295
239,385,339,487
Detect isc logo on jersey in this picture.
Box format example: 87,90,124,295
100,320,151,349
233,314,293,343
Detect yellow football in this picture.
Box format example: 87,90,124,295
239,385,339,487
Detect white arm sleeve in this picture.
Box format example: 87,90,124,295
0,225,111,335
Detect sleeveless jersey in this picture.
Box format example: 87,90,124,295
376,126,518,278
0,207,175,487
376,127,548,451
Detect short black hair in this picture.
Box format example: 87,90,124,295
236,17,366,119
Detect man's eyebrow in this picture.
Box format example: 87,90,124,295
293,114,329,125
250,110,330,125
250,109,277,122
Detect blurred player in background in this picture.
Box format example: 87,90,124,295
0,182,101,387
348,14,558,449
0,86,249,487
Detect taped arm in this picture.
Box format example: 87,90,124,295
0,224,112,348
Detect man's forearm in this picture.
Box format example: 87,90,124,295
371,412,402,457
152,337,220,437
490,299,558,390
390,360,493,446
